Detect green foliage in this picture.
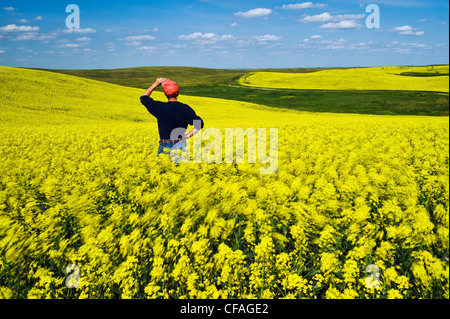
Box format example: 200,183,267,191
39,65,449,116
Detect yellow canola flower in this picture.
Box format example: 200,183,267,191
0,66,448,300
387,289,404,299
320,252,341,276
240,66,449,92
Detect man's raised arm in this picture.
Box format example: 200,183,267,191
142,78,167,97
141,78,167,117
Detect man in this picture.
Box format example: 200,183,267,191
141,78,205,157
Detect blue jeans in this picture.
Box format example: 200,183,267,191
158,142,187,164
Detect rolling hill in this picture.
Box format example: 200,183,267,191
239,66,450,93
35,65,450,116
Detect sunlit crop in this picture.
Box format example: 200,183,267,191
0,66,448,299
239,65,450,93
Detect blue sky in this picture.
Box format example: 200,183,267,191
0,0,448,69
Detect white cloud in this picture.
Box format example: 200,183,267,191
392,25,425,36
231,22,239,27
57,43,80,48
3,7,15,11
17,19,30,24
35,16,43,21
0,24,40,32
300,12,365,23
235,8,272,19
320,20,364,30
298,37,374,51
178,32,236,44
14,32,54,41
105,42,116,52
253,35,281,42
220,34,236,41
75,37,92,42
62,28,96,34
0,50,5,53
393,48,412,54
139,46,156,52
401,42,426,48
300,12,332,22
178,32,278,47
179,32,218,40
120,35,155,41
125,41,141,46
325,45,346,50
311,34,322,39
43,50,61,54
393,25,414,34
281,2,327,10
333,14,366,21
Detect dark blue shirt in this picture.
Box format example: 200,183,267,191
140,96,205,140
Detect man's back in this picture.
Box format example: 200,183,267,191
140,95,204,140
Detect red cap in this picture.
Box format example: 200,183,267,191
162,79,180,96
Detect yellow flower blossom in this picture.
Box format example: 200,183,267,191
0,66,448,299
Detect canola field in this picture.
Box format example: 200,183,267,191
0,66,449,299
240,65,450,93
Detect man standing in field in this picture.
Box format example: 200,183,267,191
141,78,204,157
